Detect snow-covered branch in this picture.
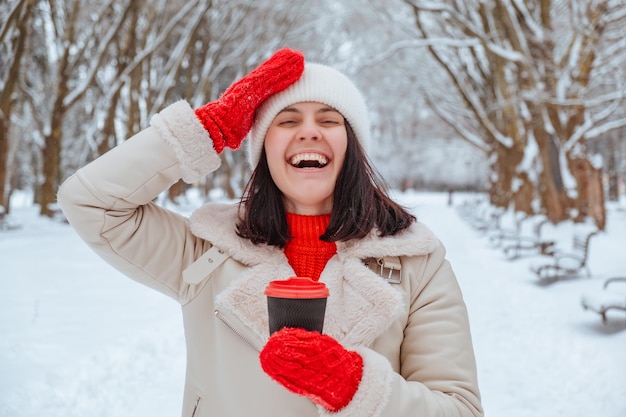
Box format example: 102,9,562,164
103,0,201,104
586,117,626,139
149,0,212,113
411,7,527,64
422,88,491,154
63,0,132,108
361,38,481,70
510,0,545,41
0,0,26,43
566,97,623,150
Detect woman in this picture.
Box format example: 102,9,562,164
58,48,483,417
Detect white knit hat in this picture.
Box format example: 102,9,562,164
247,62,370,168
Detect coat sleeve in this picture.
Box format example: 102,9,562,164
57,100,222,303
321,243,483,417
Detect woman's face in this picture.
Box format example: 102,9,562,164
264,101,348,215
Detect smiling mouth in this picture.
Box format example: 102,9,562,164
289,153,328,169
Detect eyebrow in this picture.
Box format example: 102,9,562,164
278,106,340,115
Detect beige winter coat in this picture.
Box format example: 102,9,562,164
58,101,482,417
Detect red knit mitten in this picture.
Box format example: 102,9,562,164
194,48,304,153
260,328,363,412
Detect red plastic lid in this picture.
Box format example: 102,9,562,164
265,277,329,299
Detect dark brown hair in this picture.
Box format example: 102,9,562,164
236,123,415,247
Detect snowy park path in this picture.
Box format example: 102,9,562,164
1,191,625,417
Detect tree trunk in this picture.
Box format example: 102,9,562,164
555,2,608,225
40,30,72,217
0,0,33,211
99,0,140,156
98,92,121,156
39,0,81,216
512,172,534,214
167,179,187,203
0,116,9,211
220,152,237,199
569,156,606,230
606,137,619,202
533,129,570,223
40,94,65,217
489,140,525,208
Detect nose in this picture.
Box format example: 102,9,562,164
297,119,320,141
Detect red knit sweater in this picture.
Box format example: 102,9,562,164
284,213,337,281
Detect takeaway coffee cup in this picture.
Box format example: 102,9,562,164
265,277,329,335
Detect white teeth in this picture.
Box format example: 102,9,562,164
290,153,328,167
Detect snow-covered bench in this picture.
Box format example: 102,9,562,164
0,205,21,231
487,212,530,248
502,215,555,259
581,277,626,324
456,199,504,234
530,229,598,283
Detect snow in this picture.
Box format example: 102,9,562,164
1,191,625,417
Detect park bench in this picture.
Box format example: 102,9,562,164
457,200,504,234
456,198,484,225
488,212,531,248
502,216,556,260
530,229,599,283
581,277,626,324
0,205,21,231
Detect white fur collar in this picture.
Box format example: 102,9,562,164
189,203,439,347
189,203,439,263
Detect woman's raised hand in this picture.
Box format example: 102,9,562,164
194,48,305,153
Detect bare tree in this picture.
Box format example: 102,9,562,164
386,0,626,228
17,0,138,216
0,0,35,213
5,0,510,215
64,0,317,203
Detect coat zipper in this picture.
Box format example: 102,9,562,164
214,310,260,351
190,396,201,417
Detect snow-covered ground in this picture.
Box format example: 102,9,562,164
1,191,625,417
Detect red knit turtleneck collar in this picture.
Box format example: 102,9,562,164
284,213,337,281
